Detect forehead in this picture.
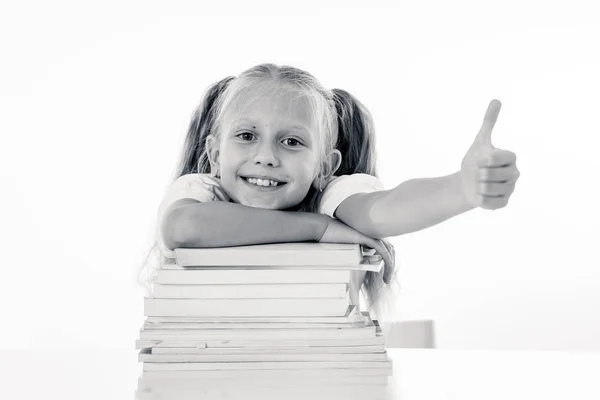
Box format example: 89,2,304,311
223,86,316,131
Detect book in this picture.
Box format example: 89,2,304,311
163,257,384,271
152,283,348,299
148,344,386,355
140,366,392,379
135,386,388,400
144,305,367,324
141,314,372,331
138,375,388,387
143,321,367,330
155,268,358,284
173,242,378,267
142,312,374,330
137,375,388,387
154,259,382,285
138,323,376,341
143,296,352,317
136,378,389,400
139,347,388,363
143,359,392,371
136,337,386,349
135,327,385,350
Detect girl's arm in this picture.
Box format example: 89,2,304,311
163,201,329,249
334,171,475,239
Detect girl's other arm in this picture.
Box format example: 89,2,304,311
162,201,329,249
334,171,475,239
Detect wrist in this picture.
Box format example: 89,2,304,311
451,171,477,212
309,212,329,241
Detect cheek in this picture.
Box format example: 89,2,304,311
218,146,244,167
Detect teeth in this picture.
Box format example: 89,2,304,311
246,177,279,187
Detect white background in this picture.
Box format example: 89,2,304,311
1,0,598,351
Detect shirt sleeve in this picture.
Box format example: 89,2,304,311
318,173,385,218
155,174,229,259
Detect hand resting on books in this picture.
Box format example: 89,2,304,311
317,215,395,284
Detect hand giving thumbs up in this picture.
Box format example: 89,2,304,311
459,99,520,210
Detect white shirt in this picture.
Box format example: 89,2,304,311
155,173,384,259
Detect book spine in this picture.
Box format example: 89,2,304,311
135,336,386,349
148,345,386,355
143,297,351,317
174,246,361,267
138,327,376,340
155,269,352,284
139,352,388,363
152,283,348,299
141,367,392,378
143,359,392,371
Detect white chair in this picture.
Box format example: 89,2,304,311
381,320,436,348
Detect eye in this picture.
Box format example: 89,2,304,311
236,132,255,141
283,138,303,147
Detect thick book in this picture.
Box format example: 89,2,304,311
155,268,355,284
143,359,392,371
137,377,388,388
143,296,352,317
136,336,386,349
135,323,385,349
164,257,384,271
137,375,388,388
135,385,388,400
143,305,366,324
173,242,378,267
141,366,392,379
149,344,386,355
152,283,348,299
138,348,388,363
143,320,368,330
136,378,389,400
138,322,377,341
155,259,382,286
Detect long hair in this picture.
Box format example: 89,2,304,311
138,63,400,321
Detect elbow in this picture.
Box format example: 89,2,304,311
359,223,386,240
162,206,197,250
365,191,394,239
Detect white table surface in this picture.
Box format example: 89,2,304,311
1,348,599,399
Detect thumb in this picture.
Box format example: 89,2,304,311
474,99,501,148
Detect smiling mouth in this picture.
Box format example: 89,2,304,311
241,176,287,188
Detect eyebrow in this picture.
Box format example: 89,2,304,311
233,118,311,133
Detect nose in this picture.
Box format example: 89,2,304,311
253,141,280,167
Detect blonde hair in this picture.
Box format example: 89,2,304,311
138,63,400,321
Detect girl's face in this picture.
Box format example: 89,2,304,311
209,88,322,210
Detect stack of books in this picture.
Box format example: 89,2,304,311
135,242,393,399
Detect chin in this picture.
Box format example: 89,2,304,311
244,198,303,210
241,200,282,210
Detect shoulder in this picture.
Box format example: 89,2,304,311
325,173,384,192
170,173,218,191
158,173,229,226
166,173,230,202
318,173,384,218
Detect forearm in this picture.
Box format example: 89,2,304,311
170,201,328,248
337,171,475,239
371,171,475,237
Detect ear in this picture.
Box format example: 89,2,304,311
205,134,220,176
329,149,342,176
312,149,342,191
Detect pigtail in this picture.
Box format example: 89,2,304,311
331,88,378,176
174,76,236,180
137,76,235,293
332,88,400,322
291,89,379,214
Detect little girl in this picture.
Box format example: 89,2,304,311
140,63,520,320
